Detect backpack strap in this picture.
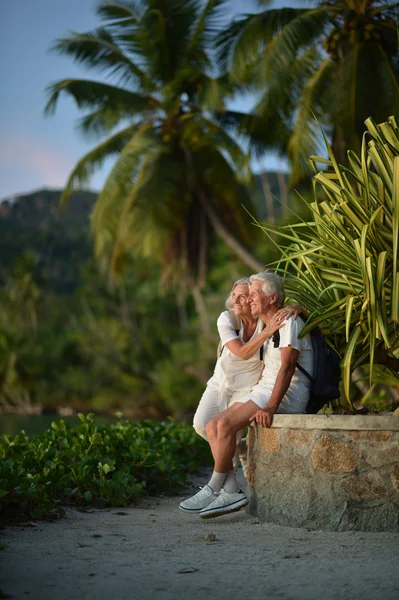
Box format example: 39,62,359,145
296,363,313,383
271,328,313,382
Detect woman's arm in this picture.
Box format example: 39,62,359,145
224,304,307,360
224,312,285,360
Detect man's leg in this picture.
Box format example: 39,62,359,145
205,400,258,473
179,400,258,514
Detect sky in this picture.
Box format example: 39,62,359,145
0,0,298,200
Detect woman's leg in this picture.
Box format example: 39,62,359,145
192,386,221,441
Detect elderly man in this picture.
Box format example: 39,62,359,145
179,271,314,518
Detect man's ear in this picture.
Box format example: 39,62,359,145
269,293,279,305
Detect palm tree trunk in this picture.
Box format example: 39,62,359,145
260,172,275,224
277,171,288,220
198,191,263,272
191,283,210,335
177,290,189,330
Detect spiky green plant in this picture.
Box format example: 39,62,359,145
258,115,399,407
45,0,263,285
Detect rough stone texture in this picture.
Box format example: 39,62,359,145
311,434,356,472
248,417,399,532
282,428,315,450
270,414,399,430
259,427,280,453
348,431,392,443
391,466,399,493
246,424,257,487
343,472,387,501
366,444,399,468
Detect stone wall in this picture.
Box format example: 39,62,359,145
246,415,399,532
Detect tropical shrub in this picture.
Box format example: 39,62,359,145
259,116,399,407
0,414,211,521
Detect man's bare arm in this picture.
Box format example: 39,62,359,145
249,346,299,428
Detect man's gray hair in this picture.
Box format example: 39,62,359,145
249,272,285,308
225,277,250,309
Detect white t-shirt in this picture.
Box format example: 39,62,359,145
259,315,314,386
243,315,314,412
208,311,264,393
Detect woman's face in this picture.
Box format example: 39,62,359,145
231,284,251,317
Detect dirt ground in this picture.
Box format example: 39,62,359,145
1,471,399,600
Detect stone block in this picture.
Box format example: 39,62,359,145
343,472,387,501
311,434,356,472
348,431,392,443
282,428,315,450
337,504,399,532
366,444,399,468
390,466,399,493
259,428,280,453
257,452,303,474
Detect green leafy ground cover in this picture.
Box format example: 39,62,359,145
0,414,211,522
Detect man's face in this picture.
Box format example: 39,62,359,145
248,281,266,317
248,281,276,316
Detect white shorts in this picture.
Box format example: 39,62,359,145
237,381,309,413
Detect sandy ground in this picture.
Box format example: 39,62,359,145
1,470,399,600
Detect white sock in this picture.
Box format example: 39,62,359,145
223,470,239,494
207,471,226,493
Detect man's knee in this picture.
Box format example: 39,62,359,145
216,415,234,438
205,418,217,441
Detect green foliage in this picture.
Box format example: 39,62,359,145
259,115,399,407
0,414,211,521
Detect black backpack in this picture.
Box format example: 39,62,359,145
274,324,341,414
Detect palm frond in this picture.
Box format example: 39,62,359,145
287,59,335,184
59,124,139,208
255,7,330,84
50,27,146,88
217,8,316,81
188,0,229,52
96,0,142,23
45,78,159,117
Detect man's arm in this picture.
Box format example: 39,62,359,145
249,346,299,428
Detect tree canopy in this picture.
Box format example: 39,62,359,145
218,0,399,182
46,0,264,285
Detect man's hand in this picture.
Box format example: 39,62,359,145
249,406,275,428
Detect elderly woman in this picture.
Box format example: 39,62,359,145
192,277,301,443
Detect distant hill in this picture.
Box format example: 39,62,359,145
0,189,97,293
0,173,293,293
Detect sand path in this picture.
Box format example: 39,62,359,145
1,471,398,600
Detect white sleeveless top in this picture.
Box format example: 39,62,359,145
208,311,264,398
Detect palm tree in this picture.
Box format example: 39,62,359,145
46,0,263,297
218,0,399,183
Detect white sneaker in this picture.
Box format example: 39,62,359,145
179,485,218,513
199,489,248,519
